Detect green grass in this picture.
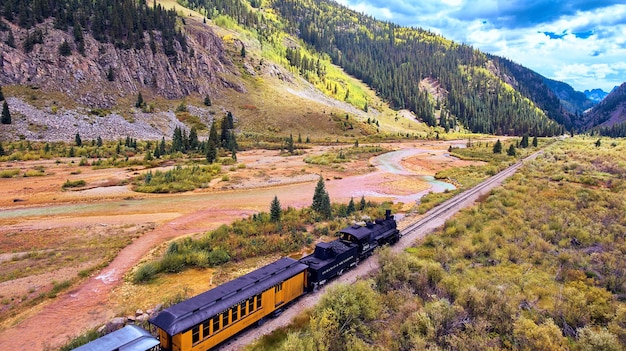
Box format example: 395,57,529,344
260,137,626,350
133,164,221,193
0,169,20,178
62,179,86,189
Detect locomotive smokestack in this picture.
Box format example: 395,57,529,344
385,209,392,220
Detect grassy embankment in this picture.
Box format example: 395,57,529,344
250,137,626,350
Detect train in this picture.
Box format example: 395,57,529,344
73,211,399,351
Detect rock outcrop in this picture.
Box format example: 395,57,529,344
0,20,243,108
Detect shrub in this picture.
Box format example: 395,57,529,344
62,179,86,189
133,262,160,283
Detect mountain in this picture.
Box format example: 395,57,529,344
584,88,610,103
585,83,626,136
0,0,612,140
543,78,596,115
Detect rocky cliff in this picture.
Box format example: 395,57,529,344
0,20,243,108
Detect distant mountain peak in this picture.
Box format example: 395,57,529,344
584,88,609,103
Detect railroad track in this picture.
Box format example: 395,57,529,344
399,150,542,244
221,150,542,350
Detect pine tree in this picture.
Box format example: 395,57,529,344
359,195,367,210
208,119,219,149
107,66,115,81
595,139,601,148
532,136,538,147
135,92,144,108
0,141,4,156
6,30,15,48
0,102,9,125
75,133,82,146
286,134,294,154
520,134,529,148
0,86,4,101
270,195,282,222
312,176,331,218
172,126,184,152
347,197,355,214
493,139,502,154
203,95,212,106
507,144,516,156
206,141,217,163
240,44,246,57
96,136,103,147
59,40,72,56
159,137,166,155
189,127,199,151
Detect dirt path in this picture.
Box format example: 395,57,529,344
0,142,472,350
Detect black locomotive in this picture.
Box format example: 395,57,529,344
301,209,399,291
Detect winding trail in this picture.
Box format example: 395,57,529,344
0,144,459,350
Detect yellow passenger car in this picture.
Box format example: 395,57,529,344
149,257,308,351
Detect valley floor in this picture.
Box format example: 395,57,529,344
0,140,474,351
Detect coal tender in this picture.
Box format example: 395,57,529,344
300,240,358,291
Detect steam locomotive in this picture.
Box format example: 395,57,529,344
74,211,399,351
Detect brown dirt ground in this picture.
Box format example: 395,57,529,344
0,141,475,350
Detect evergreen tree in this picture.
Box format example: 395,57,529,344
1,101,10,124
188,127,199,151
206,141,217,163
59,40,72,56
6,30,15,48
298,133,302,143
270,195,282,222
75,133,82,146
107,66,115,81
520,134,529,148
172,126,184,152
153,144,161,159
493,139,502,154
286,134,294,154
532,136,538,147
203,95,212,106
96,136,103,147
135,92,144,108
240,44,246,57
68,146,75,157
359,195,367,210
159,137,166,155
347,197,355,214
208,119,219,149
0,86,4,101
595,139,601,148
0,141,4,156
507,144,516,156
312,176,331,218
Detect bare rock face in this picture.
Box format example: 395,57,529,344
0,20,244,108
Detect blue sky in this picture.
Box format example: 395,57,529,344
335,0,626,92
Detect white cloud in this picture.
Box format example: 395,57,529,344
338,0,626,91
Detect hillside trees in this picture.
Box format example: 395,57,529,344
270,0,562,136
0,0,186,55
1,101,11,124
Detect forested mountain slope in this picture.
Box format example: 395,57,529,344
0,0,609,138
588,83,626,137
270,0,565,136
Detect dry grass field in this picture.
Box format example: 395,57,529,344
0,140,474,350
